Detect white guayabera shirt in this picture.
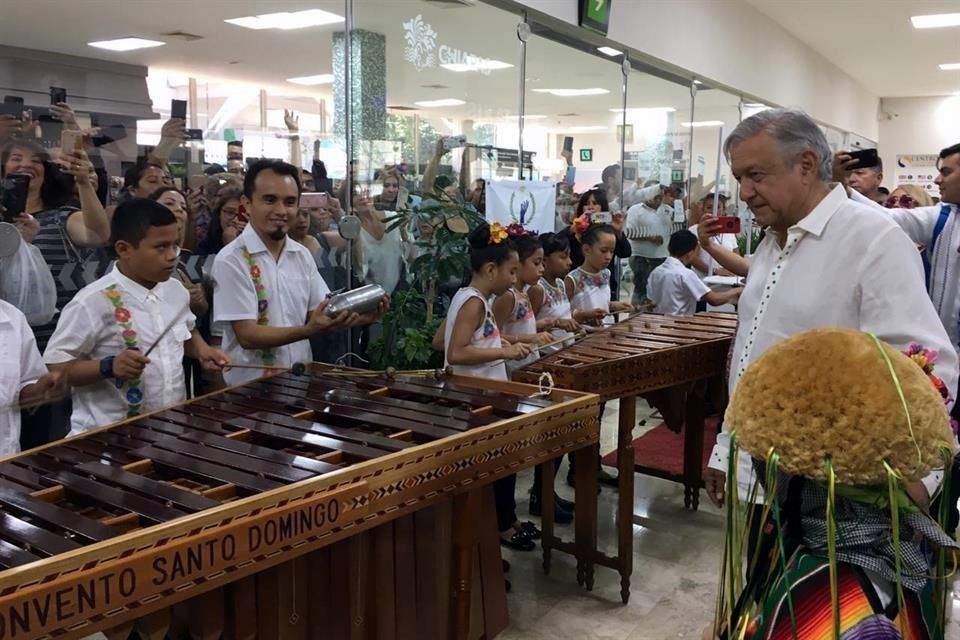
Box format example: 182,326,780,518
709,185,958,502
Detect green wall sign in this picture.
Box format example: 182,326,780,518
579,0,612,35
579,148,593,162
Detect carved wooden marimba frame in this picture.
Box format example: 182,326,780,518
514,312,737,604
0,365,600,640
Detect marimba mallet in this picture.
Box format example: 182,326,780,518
224,362,308,376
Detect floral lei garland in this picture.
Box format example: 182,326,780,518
242,247,276,366
103,284,143,417
905,342,958,435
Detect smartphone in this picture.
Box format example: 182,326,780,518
188,175,206,192
443,135,467,152
185,128,203,141
715,216,741,234
0,103,22,117
50,86,66,105
1,175,30,221
300,192,329,208
846,148,879,170
60,128,82,153
563,136,574,153
592,211,613,224
3,96,23,105
171,99,187,120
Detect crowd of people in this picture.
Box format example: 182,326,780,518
3,96,960,634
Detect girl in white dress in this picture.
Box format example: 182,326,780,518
529,232,581,355
565,221,634,327
438,223,540,552
493,230,553,376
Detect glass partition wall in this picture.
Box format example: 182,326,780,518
0,0,765,364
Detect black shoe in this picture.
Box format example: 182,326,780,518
505,579,512,593
518,521,542,540
599,467,619,487
529,493,574,524
502,559,511,573
500,530,536,551
556,495,575,511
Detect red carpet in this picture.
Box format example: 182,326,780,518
601,417,720,476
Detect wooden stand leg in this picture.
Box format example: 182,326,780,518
683,385,707,512
617,395,636,604
450,489,482,640
539,460,555,576
574,442,599,591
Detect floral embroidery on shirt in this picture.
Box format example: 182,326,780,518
103,284,143,417
569,268,610,294
540,279,567,308
482,310,499,338
242,246,276,367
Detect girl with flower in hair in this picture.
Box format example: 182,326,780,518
565,220,634,327
434,221,542,556
492,225,555,376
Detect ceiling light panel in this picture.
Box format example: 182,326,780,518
286,74,335,85
225,9,344,30
532,88,610,97
414,98,467,108
88,38,166,51
911,13,960,29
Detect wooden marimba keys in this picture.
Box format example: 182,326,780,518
0,365,600,640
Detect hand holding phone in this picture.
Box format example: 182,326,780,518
300,192,330,209
1,175,31,221
49,87,66,105
171,99,187,120
714,216,741,234
845,148,879,171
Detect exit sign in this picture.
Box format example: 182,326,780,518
580,0,612,35
580,148,593,162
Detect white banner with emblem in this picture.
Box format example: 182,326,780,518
485,180,557,235
895,154,940,198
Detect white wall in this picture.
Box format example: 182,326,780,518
509,0,879,141
878,96,960,191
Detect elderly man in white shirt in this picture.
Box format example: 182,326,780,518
625,183,673,306
840,143,960,351
697,109,957,512
213,160,388,387
0,300,63,456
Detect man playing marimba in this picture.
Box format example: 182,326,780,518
212,160,388,386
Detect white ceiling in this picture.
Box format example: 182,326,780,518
744,0,960,98
0,0,739,132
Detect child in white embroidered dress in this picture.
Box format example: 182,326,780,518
528,232,581,355
44,199,230,435
493,228,554,376
433,222,541,554
565,220,634,328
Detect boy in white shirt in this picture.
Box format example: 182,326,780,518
44,199,229,434
647,230,741,316
213,160,388,386
0,300,64,456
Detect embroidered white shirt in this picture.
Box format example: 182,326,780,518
213,225,329,386
647,256,711,316
43,266,195,434
0,300,47,457
709,185,958,501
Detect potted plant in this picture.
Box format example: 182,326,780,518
368,197,484,370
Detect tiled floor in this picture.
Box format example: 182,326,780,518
499,401,960,640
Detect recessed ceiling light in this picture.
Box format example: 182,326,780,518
940,63,960,71
441,60,513,72
693,80,703,85
88,37,166,52
286,74,335,85
609,107,677,113
225,9,344,30
597,46,623,56
414,98,466,108
681,121,724,128
911,13,960,29
533,88,610,97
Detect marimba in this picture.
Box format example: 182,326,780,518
0,365,600,640
514,312,737,604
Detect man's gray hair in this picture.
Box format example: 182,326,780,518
724,108,832,181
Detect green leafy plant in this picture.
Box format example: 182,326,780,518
368,197,484,370
737,225,764,256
